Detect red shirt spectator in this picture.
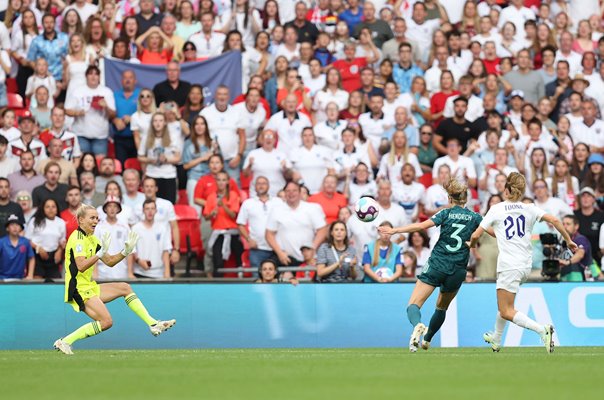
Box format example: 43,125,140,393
194,174,240,204
332,42,367,93
203,190,241,230
430,89,459,128
307,175,347,224
60,208,78,239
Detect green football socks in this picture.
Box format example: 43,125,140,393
125,293,157,326
63,321,102,345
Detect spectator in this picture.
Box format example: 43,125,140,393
24,197,65,280
29,86,51,129
7,151,45,200
31,162,68,211
570,100,604,152
532,179,573,220
0,178,24,237
331,40,366,93
237,176,280,270
308,175,347,225
175,1,201,41
353,0,393,48
0,215,34,280
79,171,105,208
432,137,477,188
183,115,213,210
312,68,349,124
26,14,68,82
442,75,485,123
131,89,156,150
266,181,327,266
255,258,298,284
95,195,133,281
0,135,18,177
575,187,604,263
555,30,582,77
359,67,384,102
160,13,183,62
63,33,94,104
200,85,244,184
391,163,425,223
182,84,206,127
135,0,163,36
284,1,319,44
242,130,291,198
392,42,423,95
135,26,174,65
221,0,261,48
382,17,420,64
265,93,312,158
375,180,409,242
59,185,81,239
406,2,440,64
189,12,226,59
131,199,172,279
153,61,191,107
435,97,481,154
275,25,301,63
378,129,422,182
234,88,267,159
316,221,358,282
560,214,591,282
139,177,180,265
290,127,335,194
15,190,34,224
417,124,439,172
112,70,140,164
362,221,403,283
37,138,78,186
122,169,145,214
381,106,419,150
203,171,242,277
545,60,572,123
96,157,125,194
338,0,362,35
276,67,312,116
358,94,393,153
313,102,348,151
0,109,20,142
406,230,430,275
12,9,38,99
546,158,579,209
38,106,82,164
65,65,116,157
7,116,47,164
503,49,545,105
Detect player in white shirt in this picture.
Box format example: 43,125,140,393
468,173,577,354
95,196,132,280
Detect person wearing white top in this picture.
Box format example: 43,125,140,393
64,65,116,156
236,177,280,269
242,130,291,198
264,96,312,158
570,100,604,150
290,127,335,194
432,139,477,188
424,46,463,94
275,26,300,62
189,13,227,59
392,164,425,222
131,199,172,279
496,0,535,40
358,95,395,153
312,69,349,123
345,162,377,207
532,179,574,221
405,2,440,64
442,80,485,123
265,181,327,264
62,0,98,25
469,172,577,353
374,180,410,243
200,86,244,183
377,130,423,181
303,59,326,97
95,196,132,280
234,88,267,156
555,32,583,77
313,102,347,151
130,88,156,150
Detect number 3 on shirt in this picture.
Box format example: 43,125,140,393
446,223,466,252
504,215,526,240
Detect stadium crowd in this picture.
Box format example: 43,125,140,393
0,0,604,283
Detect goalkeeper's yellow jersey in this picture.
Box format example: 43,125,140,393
64,228,101,311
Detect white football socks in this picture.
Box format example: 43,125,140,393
493,312,507,342
512,312,545,335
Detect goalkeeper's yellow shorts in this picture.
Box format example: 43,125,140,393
67,282,101,312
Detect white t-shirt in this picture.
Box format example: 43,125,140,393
189,31,226,59
96,204,137,227
130,111,152,144
274,43,300,62
432,155,477,185
347,214,379,261
137,137,179,179
200,104,240,160
132,220,172,279
480,201,546,272
377,153,423,183
497,5,536,40
534,197,573,221
479,165,518,195
570,119,604,148
64,84,116,140
0,127,20,142
443,94,485,123
358,112,395,152
265,200,326,261
405,18,440,61
63,3,98,24
422,183,449,247
392,181,425,220
312,89,349,123
313,120,347,151
95,219,130,280
233,102,266,152
289,145,334,194
243,148,291,197
348,181,377,207
25,217,66,252
236,197,280,251
134,197,176,228
264,111,312,158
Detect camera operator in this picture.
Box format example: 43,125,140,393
559,215,592,282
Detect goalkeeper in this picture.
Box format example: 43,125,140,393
54,204,176,355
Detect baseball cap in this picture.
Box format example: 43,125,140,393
510,90,525,99
5,214,24,229
579,187,596,198
588,153,604,166
102,195,122,214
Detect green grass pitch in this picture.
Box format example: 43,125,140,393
1,347,601,400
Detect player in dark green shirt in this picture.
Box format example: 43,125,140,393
379,179,483,352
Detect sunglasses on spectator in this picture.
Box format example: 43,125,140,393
420,130,432,135
141,94,152,99
17,196,30,201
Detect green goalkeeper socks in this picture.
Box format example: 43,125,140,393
125,293,157,326
63,321,102,345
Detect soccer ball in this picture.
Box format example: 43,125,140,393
354,197,379,222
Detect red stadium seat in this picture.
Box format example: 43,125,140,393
240,172,252,192
176,189,189,205
7,93,24,109
418,173,433,188
107,139,115,159
124,158,142,172
174,205,203,276
5,78,17,94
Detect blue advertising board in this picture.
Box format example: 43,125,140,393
0,283,603,350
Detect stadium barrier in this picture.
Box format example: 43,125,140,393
1,282,603,349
